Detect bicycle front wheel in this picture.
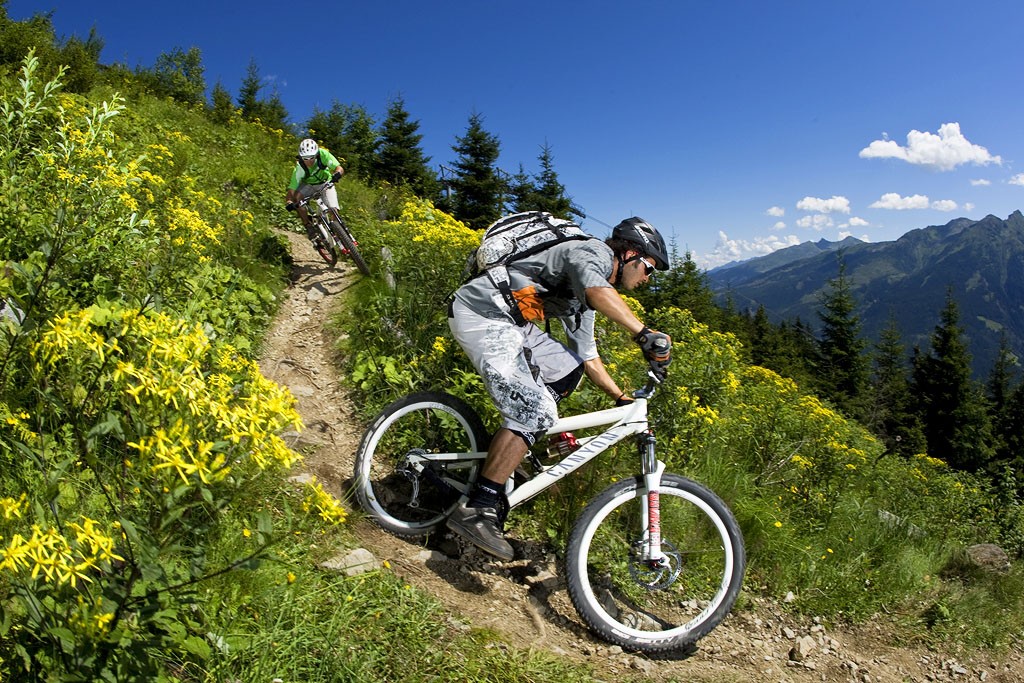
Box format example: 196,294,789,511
329,216,370,276
354,392,488,538
565,473,745,655
312,219,337,266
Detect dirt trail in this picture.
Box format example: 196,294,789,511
259,229,1024,683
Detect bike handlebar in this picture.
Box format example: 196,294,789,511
292,180,336,209
633,371,662,400
286,180,340,214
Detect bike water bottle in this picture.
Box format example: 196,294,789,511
547,432,580,458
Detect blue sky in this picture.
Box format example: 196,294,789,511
9,0,1024,268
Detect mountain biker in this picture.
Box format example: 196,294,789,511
446,215,673,560
285,138,344,245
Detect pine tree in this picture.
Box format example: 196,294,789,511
506,143,575,218
774,318,819,388
340,106,379,181
867,313,925,456
740,308,817,388
444,112,504,229
815,257,867,416
645,250,720,325
306,102,379,180
911,288,994,471
147,46,206,106
507,163,537,213
530,143,573,218
749,305,777,367
372,97,437,197
234,59,288,129
258,91,290,130
987,333,1019,465
998,382,1024,485
986,333,1016,418
209,81,234,124
237,59,261,121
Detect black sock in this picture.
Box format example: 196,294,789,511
467,476,503,509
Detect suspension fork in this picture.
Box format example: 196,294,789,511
315,214,334,246
638,429,669,566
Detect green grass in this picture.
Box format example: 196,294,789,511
193,530,608,682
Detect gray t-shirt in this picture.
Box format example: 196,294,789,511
453,238,614,360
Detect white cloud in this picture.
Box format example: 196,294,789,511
964,203,975,211
796,214,835,230
766,206,785,217
796,195,851,214
869,193,930,210
970,178,991,186
848,216,869,227
699,230,802,268
772,221,786,230
1010,173,1024,186
868,195,956,211
859,122,1001,171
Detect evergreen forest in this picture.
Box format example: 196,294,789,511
1,7,1022,681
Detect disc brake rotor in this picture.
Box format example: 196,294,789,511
629,539,682,590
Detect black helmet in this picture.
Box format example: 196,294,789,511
611,217,669,270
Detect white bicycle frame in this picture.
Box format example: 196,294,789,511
298,184,334,230
409,379,670,564
509,398,661,506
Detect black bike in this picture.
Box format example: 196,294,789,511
290,182,370,275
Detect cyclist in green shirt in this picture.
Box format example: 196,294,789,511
285,138,344,244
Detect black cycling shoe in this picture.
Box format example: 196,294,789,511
446,503,514,561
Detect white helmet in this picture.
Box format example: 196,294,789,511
298,138,319,158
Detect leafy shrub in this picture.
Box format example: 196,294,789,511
0,50,344,681
340,198,483,413
336,191,1024,644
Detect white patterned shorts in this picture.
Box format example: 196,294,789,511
449,299,582,434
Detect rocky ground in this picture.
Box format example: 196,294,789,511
258,229,1024,683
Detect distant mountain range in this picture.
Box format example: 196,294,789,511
706,211,1024,379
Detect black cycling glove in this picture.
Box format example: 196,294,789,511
634,326,672,381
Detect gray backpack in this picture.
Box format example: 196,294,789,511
464,211,592,325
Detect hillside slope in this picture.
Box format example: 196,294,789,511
261,228,1024,683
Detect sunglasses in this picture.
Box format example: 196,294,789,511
638,257,655,276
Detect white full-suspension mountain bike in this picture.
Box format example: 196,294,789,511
353,371,745,655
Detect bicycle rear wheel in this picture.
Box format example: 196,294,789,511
565,473,745,655
328,212,370,276
354,392,488,538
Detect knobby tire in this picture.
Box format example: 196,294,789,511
564,473,745,655
353,392,488,538
327,211,370,276
312,218,337,266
